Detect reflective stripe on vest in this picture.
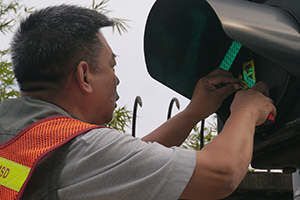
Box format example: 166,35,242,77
0,116,102,200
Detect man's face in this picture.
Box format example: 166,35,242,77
89,33,120,125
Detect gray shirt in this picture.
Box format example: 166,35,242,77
0,97,196,200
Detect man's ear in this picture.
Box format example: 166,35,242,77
75,61,93,94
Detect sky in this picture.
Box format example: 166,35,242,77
1,0,216,138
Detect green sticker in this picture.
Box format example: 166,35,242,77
219,41,242,71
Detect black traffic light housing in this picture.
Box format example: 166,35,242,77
144,0,300,171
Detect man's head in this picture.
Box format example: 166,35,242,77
10,5,120,125
10,4,114,92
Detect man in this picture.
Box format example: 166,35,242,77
0,5,276,200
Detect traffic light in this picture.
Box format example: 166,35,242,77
144,0,300,171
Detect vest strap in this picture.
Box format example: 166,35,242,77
0,116,104,200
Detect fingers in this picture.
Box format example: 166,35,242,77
249,81,275,124
216,83,240,101
204,69,240,101
231,88,276,126
206,74,240,87
209,70,269,95
188,69,241,119
206,69,239,85
257,95,276,126
205,69,276,126
269,104,277,119
266,96,276,119
207,68,235,77
252,81,270,97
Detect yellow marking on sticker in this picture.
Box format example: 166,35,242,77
238,74,249,90
242,59,256,88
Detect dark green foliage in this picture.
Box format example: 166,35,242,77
105,106,132,133
91,0,130,34
0,0,29,102
181,115,218,150
0,49,19,103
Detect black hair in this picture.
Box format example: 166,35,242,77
10,4,114,91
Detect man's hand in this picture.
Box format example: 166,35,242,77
231,81,276,126
186,68,240,119
143,68,239,147
180,80,276,200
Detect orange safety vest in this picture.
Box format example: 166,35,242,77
0,116,104,200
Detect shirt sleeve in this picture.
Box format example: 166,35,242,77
58,128,197,200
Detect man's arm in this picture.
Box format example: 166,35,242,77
142,68,240,147
179,82,276,200
142,68,276,199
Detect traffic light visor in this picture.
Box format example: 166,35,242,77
144,0,300,101
144,0,229,99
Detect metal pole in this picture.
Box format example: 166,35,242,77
200,119,205,150
167,97,180,120
293,170,300,200
132,96,142,137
